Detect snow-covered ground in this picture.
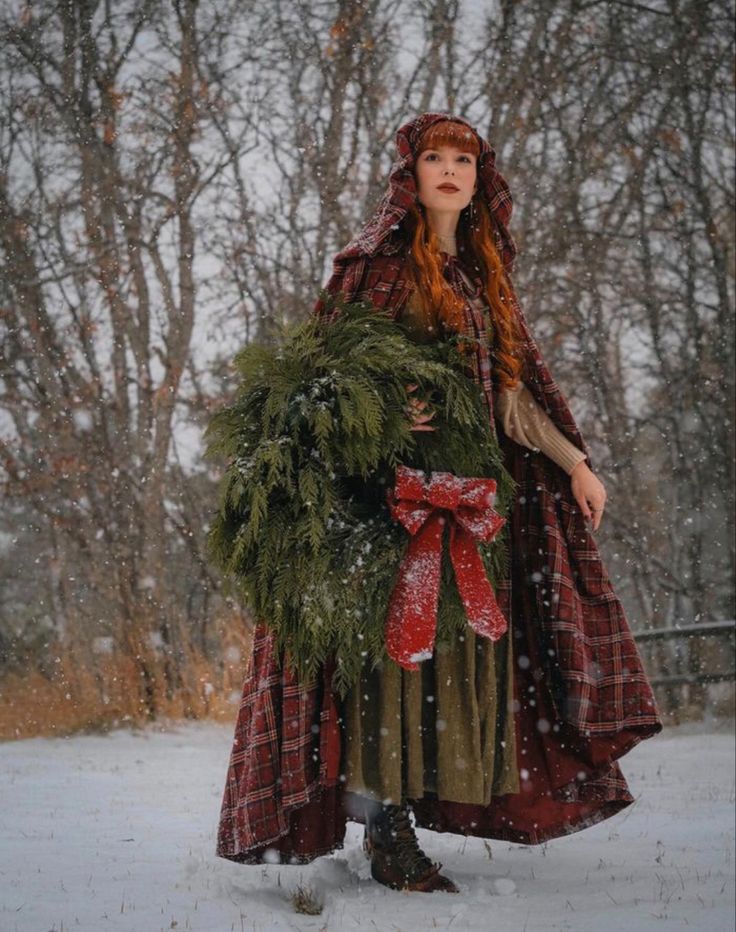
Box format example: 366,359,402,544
0,719,733,932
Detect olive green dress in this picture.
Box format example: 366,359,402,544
339,291,521,807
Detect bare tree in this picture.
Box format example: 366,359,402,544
0,0,254,711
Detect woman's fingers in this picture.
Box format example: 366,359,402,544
405,388,436,431
404,401,427,418
590,499,601,531
409,407,436,432
570,463,606,531
590,493,606,531
573,487,592,523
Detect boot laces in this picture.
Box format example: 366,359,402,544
386,805,436,878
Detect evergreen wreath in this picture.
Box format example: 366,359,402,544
204,295,515,697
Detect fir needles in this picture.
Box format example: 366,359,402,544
204,297,515,697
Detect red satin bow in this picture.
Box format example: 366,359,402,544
384,465,508,670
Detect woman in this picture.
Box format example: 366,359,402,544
215,112,663,894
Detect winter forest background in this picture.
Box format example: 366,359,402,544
0,0,733,736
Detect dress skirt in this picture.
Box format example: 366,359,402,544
341,625,520,808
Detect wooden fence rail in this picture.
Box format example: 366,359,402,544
633,618,735,715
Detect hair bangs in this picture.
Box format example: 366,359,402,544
418,120,480,157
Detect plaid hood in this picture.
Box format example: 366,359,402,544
334,111,517,272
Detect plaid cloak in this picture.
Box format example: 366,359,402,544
216,112,663,864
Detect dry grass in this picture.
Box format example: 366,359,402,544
1,610,731,742
0,613,253,741
290,883,324,916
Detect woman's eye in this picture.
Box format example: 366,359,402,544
423,151,472,163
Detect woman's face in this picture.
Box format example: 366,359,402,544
415,144,477,214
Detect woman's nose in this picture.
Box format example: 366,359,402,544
442,166,455,175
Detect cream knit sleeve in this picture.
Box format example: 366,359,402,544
495,382,587,475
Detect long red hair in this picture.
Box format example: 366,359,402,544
403,120,522,391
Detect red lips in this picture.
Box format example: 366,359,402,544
436,183,460,192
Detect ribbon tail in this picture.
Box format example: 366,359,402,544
449,524,508,641
384,513,445,670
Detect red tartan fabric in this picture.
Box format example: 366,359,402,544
216,626,348,863
216,112,663,865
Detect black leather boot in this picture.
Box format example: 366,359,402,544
363,800,459,893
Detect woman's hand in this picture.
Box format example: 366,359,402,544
570,460,607,531
405,383,436,432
